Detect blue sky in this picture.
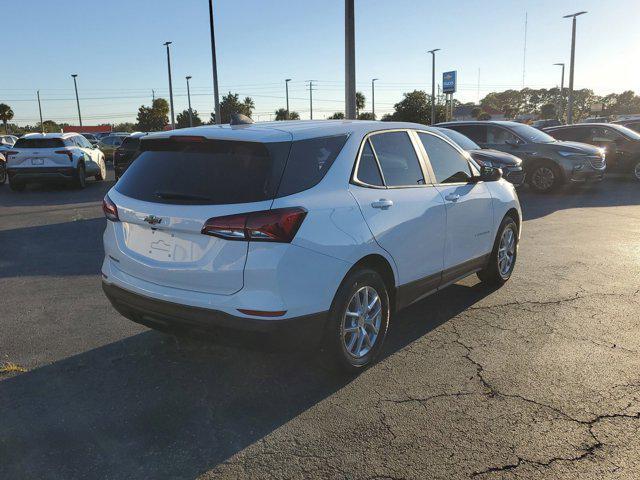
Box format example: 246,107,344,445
3,0,639,125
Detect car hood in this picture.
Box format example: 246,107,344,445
549,141,603,155
469,149,522,167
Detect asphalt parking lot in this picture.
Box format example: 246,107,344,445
1,171,639,479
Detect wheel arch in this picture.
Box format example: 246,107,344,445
526,157,566,183
346,254,397,312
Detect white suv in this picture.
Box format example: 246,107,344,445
101,121,521,371
6,132,106,191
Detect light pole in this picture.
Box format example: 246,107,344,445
164,42,176,129
345,0,356,119
307,80,316,120
37,90,44,132
186,76,193,127
71,74,82,126
553,63,565,120
371,78,378,119
428,49,441,125
285,78,291,119
208,0,221,124
564,11,587,124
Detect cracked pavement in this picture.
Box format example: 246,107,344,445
1,173,640,479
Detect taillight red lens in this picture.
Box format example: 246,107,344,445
103,195,119,222
201,207,307,243
55,150,74,162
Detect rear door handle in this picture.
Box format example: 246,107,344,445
445,194,460,202
371,199,394,210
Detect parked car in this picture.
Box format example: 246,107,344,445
612,118,640,133
113,132,148,179
437,120,606,193
580,116,610,123
5,132,106,191
544,123,640,181
81,133,100,145
101,120,521,371
532,119,561,130
0,138,16,185
0,135,18,147
435,127,525,186
98,134,127,160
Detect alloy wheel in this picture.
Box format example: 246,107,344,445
342,286,382,358
532,166,555,191
498,227,516,277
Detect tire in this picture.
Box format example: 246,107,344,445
477,216,518,286
0,163,5,185
322,268,390,373
529,162,562,193
74,162,86,189
9,179,25,192
633,160,640,182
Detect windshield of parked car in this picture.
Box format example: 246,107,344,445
435,128,480,150
508,123,556,143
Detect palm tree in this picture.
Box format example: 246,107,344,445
355,92,365,116
0,104,14,134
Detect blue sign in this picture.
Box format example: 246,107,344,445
442,71,457,94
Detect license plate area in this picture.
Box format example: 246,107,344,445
31,158,44,165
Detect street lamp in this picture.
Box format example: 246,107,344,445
71,74,82,127
164,41,176,129
208,0,221,124
371,78,378,119
285,78,292,119
553,63,565,120
563,11,587,124
186,76,193,127
428,49,441,125
345,0,356,119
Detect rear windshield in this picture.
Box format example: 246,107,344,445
115,134,348,205
120,137,141,149
14,138,65,149
115,138,291,205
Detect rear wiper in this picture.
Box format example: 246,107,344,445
154,191,213,202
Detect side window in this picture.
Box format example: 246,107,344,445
369,131,424,186
486,126,520,145
418,132,473,184
356,140,384,186
452,125,487,143
591,127,621,142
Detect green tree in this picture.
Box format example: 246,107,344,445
136,98,170,131
477,112,492,120
356,91,365,116
471,107,482,119
0,104,14,134
384,90,446,124
358,112,376,120
274,108,300,120
176,109,203,129
41,120,61,133
209,93,256,124
327,112,345,119
113,122,137,132
539,103,556,119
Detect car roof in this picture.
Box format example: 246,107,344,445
546,123,615,130
144,120,440,143
22,132,80,139
437,120,525,128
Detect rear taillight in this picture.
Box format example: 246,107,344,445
202,207,307,243
103,195,119,222
55,150,74,162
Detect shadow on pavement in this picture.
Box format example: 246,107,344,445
0,175,114,208
519,177,640,221
0,281,494,479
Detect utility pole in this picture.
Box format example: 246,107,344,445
37,90,44,132
553,63,565,120
428,49,440,125
307,81,316,120
164,41,175,129
152,89,155,102
345,0,356,119
477,68,481,103
371,78,378,119
71,74,82,127
285,78,291,119
564,11,587,124
208,0,221,124
522,12,528,89
186,76,193,127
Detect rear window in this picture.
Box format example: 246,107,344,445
276,134,348,197
120,137,141,149
116,138,291,205
14,138,65,149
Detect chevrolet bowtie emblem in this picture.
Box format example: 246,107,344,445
144,215,162,225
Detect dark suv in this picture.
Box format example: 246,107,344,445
437,120,606,193
113,132,147,180
545,123,640,181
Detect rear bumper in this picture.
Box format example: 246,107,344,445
7,166,75,182
102,281,329,340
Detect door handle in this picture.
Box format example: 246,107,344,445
445,194,460,202
371,199,393,210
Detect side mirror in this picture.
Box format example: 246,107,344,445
478,165,502,182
